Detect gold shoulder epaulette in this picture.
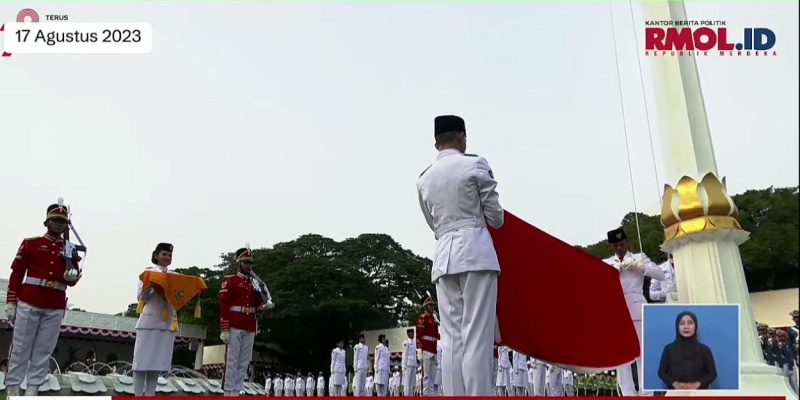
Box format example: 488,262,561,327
224,274,236,278
23,236,41,241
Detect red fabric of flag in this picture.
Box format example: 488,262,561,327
489,210,640,373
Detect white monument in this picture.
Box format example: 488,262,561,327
643,1,797,397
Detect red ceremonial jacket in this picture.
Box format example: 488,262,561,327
415,312,439,354
7,235,78,310
219,273,263,333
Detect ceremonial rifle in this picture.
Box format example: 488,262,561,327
245,242,275,309
58,197,87,281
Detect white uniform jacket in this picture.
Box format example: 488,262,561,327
603,251,666,321
416,149,504,282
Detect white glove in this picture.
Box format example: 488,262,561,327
266,300,275,309
64,269,81,282
664,282,677,294
5,302,16,322
220,331,230,344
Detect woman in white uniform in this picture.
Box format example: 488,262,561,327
132,243,178,396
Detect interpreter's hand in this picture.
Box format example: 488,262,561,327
5,302,16,322
687,382,701,390
220,331,230,344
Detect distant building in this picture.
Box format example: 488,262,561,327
0,278,207,371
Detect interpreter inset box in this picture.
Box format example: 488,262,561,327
641,303,740,391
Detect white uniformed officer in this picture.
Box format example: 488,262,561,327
649,254,677,303
603,227,665,397
416,115,504,396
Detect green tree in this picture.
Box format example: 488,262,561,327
172,233,434,373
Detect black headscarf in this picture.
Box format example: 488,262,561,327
673,311,702,353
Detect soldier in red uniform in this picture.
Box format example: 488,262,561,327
415,296,439,396
4,203,82,396
219,247,267,396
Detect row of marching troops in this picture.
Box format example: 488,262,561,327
758,310,799,379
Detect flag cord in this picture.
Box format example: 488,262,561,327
607,2,644,253
627,0,664,211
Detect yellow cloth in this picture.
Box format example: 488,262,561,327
137,270,207,325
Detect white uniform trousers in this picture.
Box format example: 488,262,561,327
421,351,438,395
436,271,498,396
546,367,563,396
376,383,388,396
6,301,64,387
615,319,652,396
307,387,315,396
223,328,255,393
495,366,511,396
354,369,367,396
532,366,546,396
564,383,575,396
512,369,528,396
402,367,415,396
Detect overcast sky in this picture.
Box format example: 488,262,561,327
1,2,797,314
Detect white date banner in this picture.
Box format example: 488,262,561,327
3,22,153,54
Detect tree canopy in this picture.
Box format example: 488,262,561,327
122,185,797,372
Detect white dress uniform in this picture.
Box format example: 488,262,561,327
417,144,505,397
401,338,418,396
561,369,575,396
603,250,665,397
365,375,374,396
495,345,512,395
306,375,316,396
265,376,273,395
354,342,370,396
295,375,305,397
374,343,391,396
649,260,677,303
531,359,546,396
133,265,178,396
546,365,563,396
316,375,325,397
526,366,535,395
511,351,528,396
274,376,284,397
390,370,401,396
330,347,347,396
284,376,294,397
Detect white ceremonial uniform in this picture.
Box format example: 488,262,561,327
366,375,374,396
562,370,575,396
390,370,401,396
317,375,325,397
354,342,369,396
649,260,677,303
330,348,347,396
603,251,665,397
495,345,512,396
531,359,546,396
417,148,504,397
435,344,443,395
296,376,305,397
416,371,422,395
133,265,178,396
546,365,563,396
274,377,284,397
511,351,528,396
285,376,294,397
526,366,535,395
374,343,391,396
401,338,418,396
265,376,273,395
307,376,316,396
